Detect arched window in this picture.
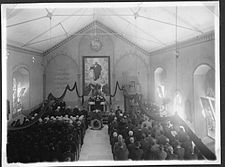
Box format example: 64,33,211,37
12,67,30,116
154,67,167,105
194,64,215,139
174,91,184,119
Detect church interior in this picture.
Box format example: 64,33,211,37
2,2,220,165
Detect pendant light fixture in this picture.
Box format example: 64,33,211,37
175,6,179,115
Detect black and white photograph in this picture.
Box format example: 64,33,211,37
1,1,220,166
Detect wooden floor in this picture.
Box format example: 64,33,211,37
79,125,113,161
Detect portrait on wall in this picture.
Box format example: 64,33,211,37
83,56,110,96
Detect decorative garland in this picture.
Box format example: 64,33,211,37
90,119,102,130
109,81,124,104
48,81,84,104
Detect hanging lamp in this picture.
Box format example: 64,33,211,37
175,6,179,115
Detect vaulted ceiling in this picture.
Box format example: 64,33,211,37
5,2,218,54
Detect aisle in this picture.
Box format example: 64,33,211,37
79,125,114,161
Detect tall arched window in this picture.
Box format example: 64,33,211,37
174,91,184,119
12,67,30,116
154,67,167,105
194,64,215,139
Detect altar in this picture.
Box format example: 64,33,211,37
88,95,106,112
87,95,107,130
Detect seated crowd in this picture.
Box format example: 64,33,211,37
108,105,204,161
7,100,88,163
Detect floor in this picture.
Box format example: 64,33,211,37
79,125,113,161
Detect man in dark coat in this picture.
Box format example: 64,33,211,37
129,141,144,160
113,142,129,160
127,137,135,159
115,106,122,118
110,132,118,152
174,142,185,160
113,135,127,160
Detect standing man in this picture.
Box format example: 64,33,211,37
115,106,122,118
90,62,102,81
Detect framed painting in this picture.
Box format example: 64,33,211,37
200,97,215,139
83,56,110,96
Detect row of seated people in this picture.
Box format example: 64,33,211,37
7,101,88,163
108,106,204,160
10,104,45,127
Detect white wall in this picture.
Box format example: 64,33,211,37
7,46,43,118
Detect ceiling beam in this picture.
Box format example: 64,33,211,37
52,14,134,17
7,16,46,28
160,7,204,34
100,8,162,46
138,15,203,34
107,8,167,46
59,23,69,37
24,34,66,46
22,9,83,47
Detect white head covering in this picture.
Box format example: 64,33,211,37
113,132,118,137
128,131,133,136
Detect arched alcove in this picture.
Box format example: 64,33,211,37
154,67,167,105
115,54,148,100
193,64,215,139
46,55,78,107
12,66,30,115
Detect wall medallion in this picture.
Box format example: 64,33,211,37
90,38,102,52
